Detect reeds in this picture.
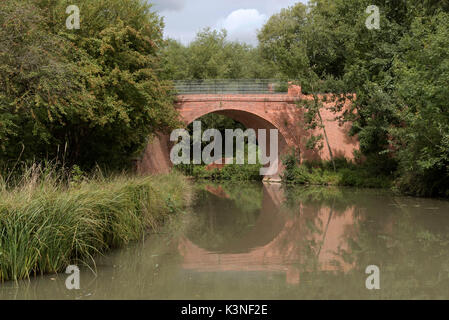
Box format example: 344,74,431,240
0,165,192,281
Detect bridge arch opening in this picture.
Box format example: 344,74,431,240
184,109,291,179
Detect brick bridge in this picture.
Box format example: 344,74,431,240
137,81,358,179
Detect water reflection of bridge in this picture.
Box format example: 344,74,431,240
178,184,358,284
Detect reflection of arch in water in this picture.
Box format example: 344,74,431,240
204,185,230,199
189,183,287,253
179,183,359,284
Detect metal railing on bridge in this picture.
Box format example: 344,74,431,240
173,79,289,95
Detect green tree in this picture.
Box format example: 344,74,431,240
258,3,310,80
163,28,276,80
392,12,449,196
259,0,449,195
0,0,180,170
0,0,82,162
160,39,190,80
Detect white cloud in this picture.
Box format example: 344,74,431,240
158,1,305,45
216,9,268,45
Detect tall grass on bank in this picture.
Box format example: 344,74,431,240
281,155,393,189
0,165,192,281
175,163,263,181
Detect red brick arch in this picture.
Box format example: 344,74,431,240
137,90,359,179
181,107,291,153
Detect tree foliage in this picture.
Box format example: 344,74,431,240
161,28,277,80
258,0,449,196
392,12,449,196
0,0,180,169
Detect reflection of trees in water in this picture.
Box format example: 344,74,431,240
86,189,449,299
344,196,449,299
182,182,362,284
184,184,449,298
0,229,186,300
187,184,263,252
283,186,449,299
283,185,370,213
195,181,264,214
5,184,449,299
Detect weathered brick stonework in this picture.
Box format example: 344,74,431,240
137,86,359,178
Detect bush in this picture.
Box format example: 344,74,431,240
338,168,391,189
185,163,263,181
175,159,263,181
281,154,392,189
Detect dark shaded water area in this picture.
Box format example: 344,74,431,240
1,182,449,299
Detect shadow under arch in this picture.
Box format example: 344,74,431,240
185,108,291,178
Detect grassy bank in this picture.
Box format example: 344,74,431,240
282,157,393,189
176,157,392,189
0,166,192,281
176,163,263,181
282,165,393,189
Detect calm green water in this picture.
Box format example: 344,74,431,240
1,182,449,300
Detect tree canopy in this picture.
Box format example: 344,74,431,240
0,0,179,169
257,0,449,196
161,28,277,80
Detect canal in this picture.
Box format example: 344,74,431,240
1,182,448,299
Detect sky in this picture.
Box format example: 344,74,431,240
150,0,305,46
